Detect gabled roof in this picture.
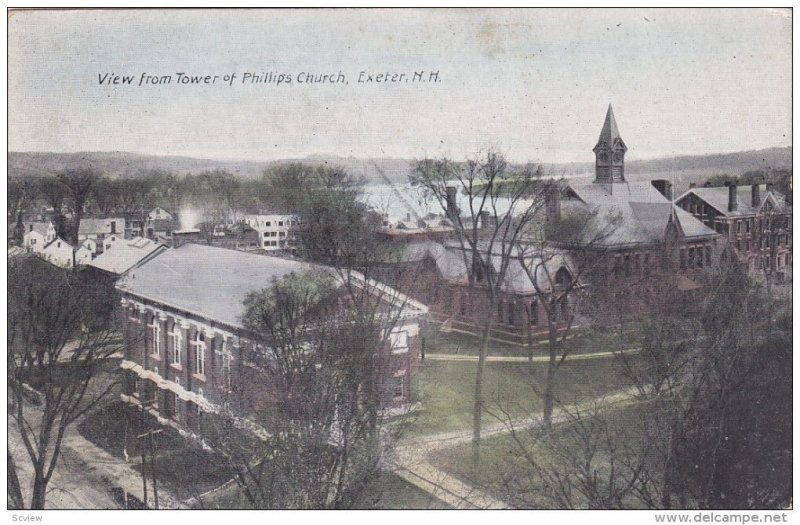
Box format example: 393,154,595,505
23,221,52,237
43,236,73,251
116,244,426,329
79,218,124,235
87,237,166,275
675,186,792,217
566,181,717,247
394,240,577,294
593,104,627,152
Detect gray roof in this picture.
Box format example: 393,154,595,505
566,182,717,247
117,244,425,328
79,218,124,235
396,240,576,294
87,237,166,275
24,221,51,237
675,186,792,217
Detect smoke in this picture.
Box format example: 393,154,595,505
178,207,202,231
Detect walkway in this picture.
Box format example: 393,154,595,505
423,348,640,363
389,385,643,509
9,402,182,510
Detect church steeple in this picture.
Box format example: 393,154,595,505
593,104,627,183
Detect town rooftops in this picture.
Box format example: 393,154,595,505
78,218,125,235
675,185,792,217
87,237,166,275
116,243,427,329
565,181,718,247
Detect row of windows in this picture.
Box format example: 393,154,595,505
679,246,712,270
148,320,219,377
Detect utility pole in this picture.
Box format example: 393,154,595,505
137,427,163,510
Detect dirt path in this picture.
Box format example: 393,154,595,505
389,385,642,509
423,348,640,363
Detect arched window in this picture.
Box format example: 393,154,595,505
555,267,573,287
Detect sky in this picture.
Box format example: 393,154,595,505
8,8,793,164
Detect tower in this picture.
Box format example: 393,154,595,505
593,104,627,183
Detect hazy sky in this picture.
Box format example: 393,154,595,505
8,8,792,163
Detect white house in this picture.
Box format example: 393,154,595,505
148,207,174,221
40,237,76,268
78,218,126,241
242,214,300,252
102,234,124,253
23,222,56,253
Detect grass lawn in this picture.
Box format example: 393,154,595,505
199,472,451,509
428,402,652,509
405,352,637,437
78,401,237,501
421,322,642,358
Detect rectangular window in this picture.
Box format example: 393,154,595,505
529,299,538,326
153,321,160,356
680,249,686,270
171,325,182,366
497,301,504,322
389,330,409,354
222,353,232,391
507,301,515,326
195,334,206,376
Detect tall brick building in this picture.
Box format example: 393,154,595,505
675,183,792,279
115,244,427,441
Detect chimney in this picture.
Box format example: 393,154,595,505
751,184,760,208
445,186,459,221
689,182,697,189
480,210,491,231
766,182,774,194
652,180,673,200
545,185,561,222
728,184,738,212
704,181,711,188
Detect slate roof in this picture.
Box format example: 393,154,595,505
117,244,426,329
565,182,718,247
395,240,577,294
675,186,792,217
87,237,166,275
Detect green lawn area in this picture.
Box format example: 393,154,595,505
428,402,652,509
199,472,451,509
421,322,642,358
405,350,637,437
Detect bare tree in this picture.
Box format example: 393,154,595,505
7,257,122,509
515,194,621,426
199,268,406,509
57,167,100,245
411,151,545,465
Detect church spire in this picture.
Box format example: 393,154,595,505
593,104,627,183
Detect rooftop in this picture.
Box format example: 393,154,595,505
676,185,792,217
87,237,166,275
566,181,718,247
117,244,426,329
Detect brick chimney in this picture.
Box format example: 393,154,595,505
751,184,760,208
689,182,697,189
652,180,673,200
545,186,561,222
728,184,738,212
445,186,459,222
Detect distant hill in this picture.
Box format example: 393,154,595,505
8,147,791,188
